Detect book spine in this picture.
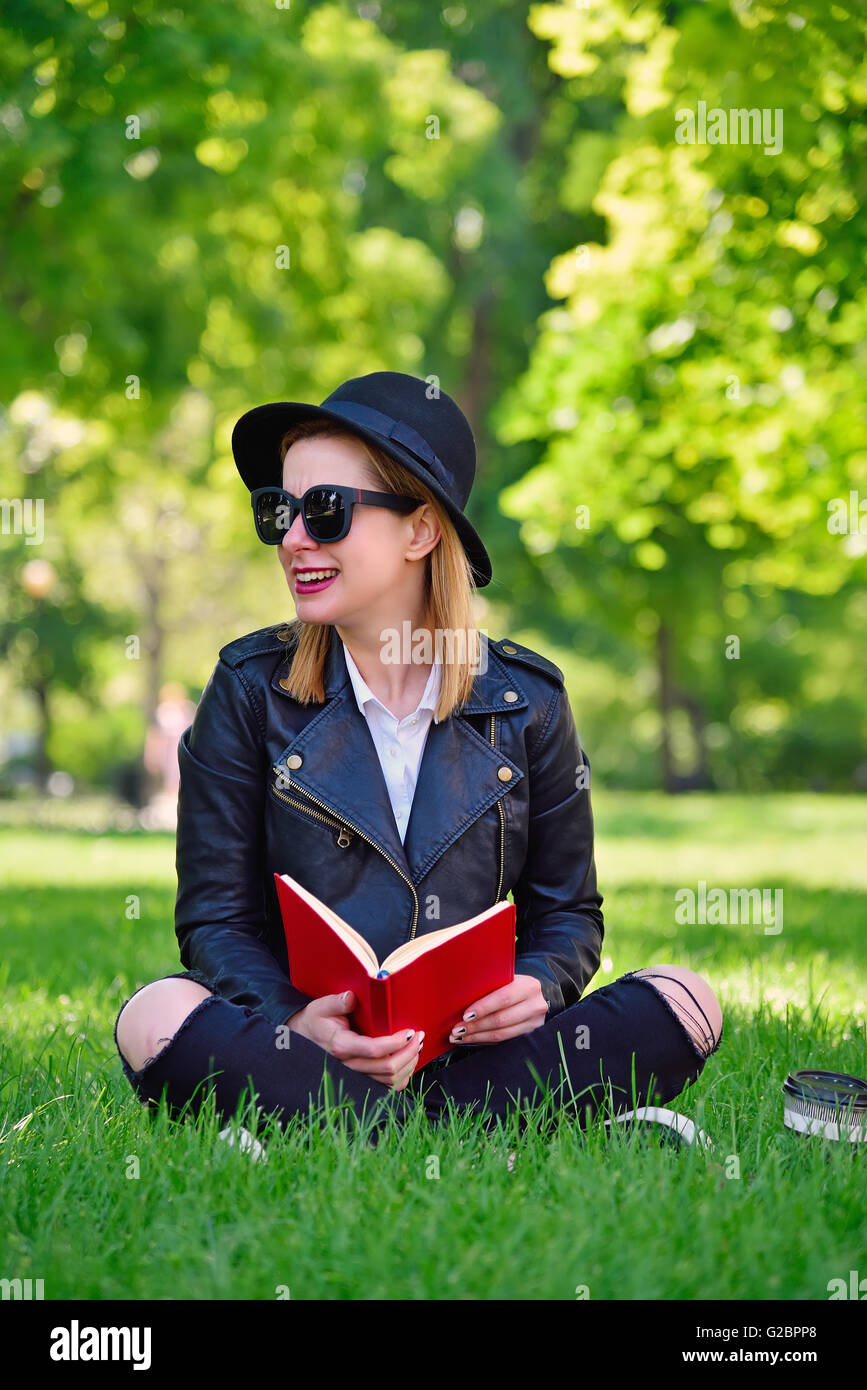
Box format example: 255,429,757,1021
370,976,392,1035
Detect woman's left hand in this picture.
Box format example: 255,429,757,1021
448,974,549,1046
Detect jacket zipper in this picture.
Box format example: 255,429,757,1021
489,714,505,902
270,771,421,940
270,783,355,847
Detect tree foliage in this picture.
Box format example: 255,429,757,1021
1,0,864,791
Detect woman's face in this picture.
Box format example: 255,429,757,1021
278,432,438,629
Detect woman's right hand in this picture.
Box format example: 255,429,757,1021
287,990,424,1090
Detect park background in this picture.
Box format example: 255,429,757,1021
1,0,865,1303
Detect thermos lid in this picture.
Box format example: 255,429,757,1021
782,1069,867,1142
782,1069,867,1105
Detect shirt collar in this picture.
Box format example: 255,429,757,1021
341,637,441,724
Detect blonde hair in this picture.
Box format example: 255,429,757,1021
275,418,483,718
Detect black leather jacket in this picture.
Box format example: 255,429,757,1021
174,622,604,1029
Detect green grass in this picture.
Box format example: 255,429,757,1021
1,791,865,1300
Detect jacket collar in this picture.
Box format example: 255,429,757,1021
341,636,442,725
315,623,528,715
270,626,527,881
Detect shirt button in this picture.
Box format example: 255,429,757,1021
410,717,417,724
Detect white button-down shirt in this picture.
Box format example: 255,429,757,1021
341,638,441,844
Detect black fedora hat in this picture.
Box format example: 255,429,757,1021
231,371,492,588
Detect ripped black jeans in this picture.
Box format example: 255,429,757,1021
113,968,723,1140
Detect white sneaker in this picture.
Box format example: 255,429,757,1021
602,1106,713,1150
217,1124,268,1163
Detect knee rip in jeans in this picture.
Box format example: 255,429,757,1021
120,990,220,1077
624,971,723,1063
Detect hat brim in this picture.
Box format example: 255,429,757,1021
232,401,492,588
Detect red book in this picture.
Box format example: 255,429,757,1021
273,872,516,1068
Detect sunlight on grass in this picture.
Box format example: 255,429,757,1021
1,792,865,1300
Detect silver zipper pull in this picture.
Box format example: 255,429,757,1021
337,828,352,848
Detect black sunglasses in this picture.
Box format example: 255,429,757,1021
251,484,425,545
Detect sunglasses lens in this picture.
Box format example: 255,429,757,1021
254,490,293,543
304,487,346,541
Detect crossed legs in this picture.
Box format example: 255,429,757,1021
115,964,724,1140
115,966,723,1080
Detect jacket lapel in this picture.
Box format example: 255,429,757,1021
270,626,527,881
401,714,521,880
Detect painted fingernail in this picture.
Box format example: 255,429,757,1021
463,1011,476,1021
405,1031,415,1041
453,1025,466,1037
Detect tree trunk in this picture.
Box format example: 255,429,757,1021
135,521,166,804
682,690,712,789
655,621,714,792
32,677,52,790
656,622,676,792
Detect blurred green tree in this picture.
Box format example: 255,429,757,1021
496,0,867,788
0,0,864,792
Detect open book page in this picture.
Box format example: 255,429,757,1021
279,873,511,980
380,900,511,974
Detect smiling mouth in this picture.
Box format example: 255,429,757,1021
293,569,340,591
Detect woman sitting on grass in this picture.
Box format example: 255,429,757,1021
115,371,723,1148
